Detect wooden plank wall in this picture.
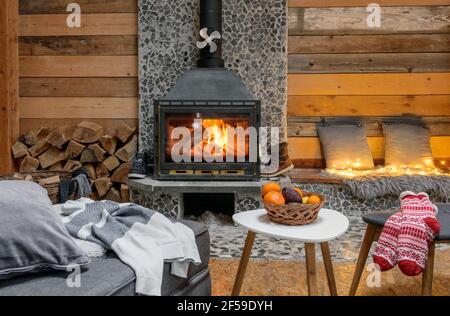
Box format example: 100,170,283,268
0,0,19,173
17,0,138,136
17,0,450,169
287,0,450,168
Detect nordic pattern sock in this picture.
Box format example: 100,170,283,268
397,192,441,276
373,211,403,271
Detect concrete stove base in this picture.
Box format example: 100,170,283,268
129,177,262,219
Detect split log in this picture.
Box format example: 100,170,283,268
105,187,121,203
99,135,117,155
115,135,137,162
24,175,34,181
111,163,131,184
20,155,40,173
64,160,82,172
11,142,28,159
80,144,106,163
96,163,110,179
103,155,120,172
66,140,86,159
29,139,50,157
73,121,104,144
38,147,66,169
49,162,64,171
116,121,136,143
38,175,60,186
84,163,96,180
94,177,113,198
120,184,130,202
12,173,25,180
20,128,50,146
46,126,75,148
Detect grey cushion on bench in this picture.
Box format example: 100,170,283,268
0,220,211,296
0,181,90,280
362,204,450,241
318,124,374,170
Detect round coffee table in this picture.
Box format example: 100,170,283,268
231,208,349,296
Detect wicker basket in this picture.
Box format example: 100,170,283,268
0,171,71,204
263,193,325,226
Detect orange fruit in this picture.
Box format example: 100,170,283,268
308,195,321,204
263,191,285,206
262,182,281,197
294,188,304,198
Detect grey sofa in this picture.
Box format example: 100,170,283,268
0,220,211,296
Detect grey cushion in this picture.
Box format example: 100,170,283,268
363,204,450,241
0,219,210,296
318,125,374,170
383,123,435,168
0,181,90,280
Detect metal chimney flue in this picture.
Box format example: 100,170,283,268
197,0,224,68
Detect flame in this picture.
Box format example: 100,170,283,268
202,119,230,158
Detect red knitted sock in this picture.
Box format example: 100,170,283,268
397,193,441,277
373,212,403,271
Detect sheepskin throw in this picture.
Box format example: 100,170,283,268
323,171,450,201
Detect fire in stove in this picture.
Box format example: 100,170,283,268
166,116,254,164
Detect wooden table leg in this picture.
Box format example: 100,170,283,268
349,224,379,296
231,231,256,296
304,243,318,296
422,241,435,296
321,242,338,296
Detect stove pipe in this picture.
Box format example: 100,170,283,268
197,0,225,68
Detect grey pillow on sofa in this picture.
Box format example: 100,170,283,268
0,181,90,280
383,123,435,168
318,125,374,170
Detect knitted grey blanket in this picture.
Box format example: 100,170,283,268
322,171,450,201
63,200,201,296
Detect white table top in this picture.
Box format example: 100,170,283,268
233,209,349,243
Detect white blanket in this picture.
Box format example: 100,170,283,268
61,199,201,296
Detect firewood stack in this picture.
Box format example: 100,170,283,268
11,121,138,203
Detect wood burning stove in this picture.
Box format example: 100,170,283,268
153,0,261,181
154,100,260,180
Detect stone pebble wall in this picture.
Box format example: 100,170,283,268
138,0,288,154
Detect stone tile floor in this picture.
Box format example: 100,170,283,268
190,212,449,262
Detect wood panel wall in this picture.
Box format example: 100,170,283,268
17,0,138,136
0,0,19,173
287,0,450,168
16,0,450,169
